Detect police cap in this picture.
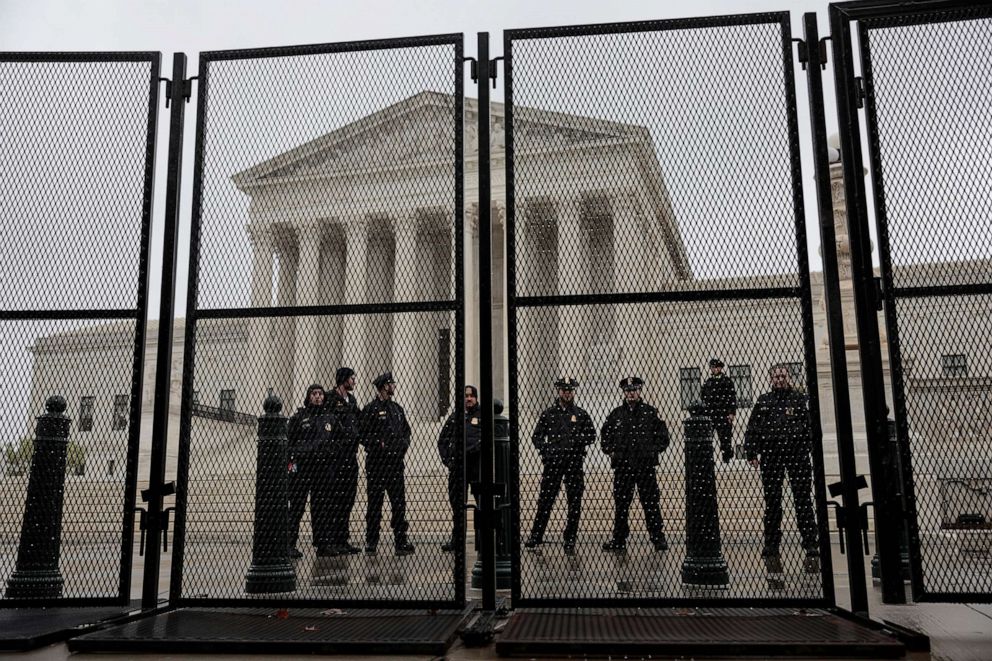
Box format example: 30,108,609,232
554,375,579,390
620,376,644,391
709,358,724,368
335,366,355,385
372,371,395,390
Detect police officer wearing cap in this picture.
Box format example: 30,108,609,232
437,385,482,552
601,376,671,552
700,358,737,464
322,366,362,556
524,376,596,555
744,363,820,574
286,384,334,558
360,372,414,555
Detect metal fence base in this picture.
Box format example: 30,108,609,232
0,604,137,652
495,608,905,658
67,606,472,656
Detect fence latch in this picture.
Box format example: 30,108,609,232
854,76,866,108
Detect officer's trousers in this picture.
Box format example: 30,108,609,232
447,450,480,548
759,449,818,557
365,457,409,546
611,462,665,544
328,449,359,546
713,418,733,454
529,451,585,543
288,448,335,548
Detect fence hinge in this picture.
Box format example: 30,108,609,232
162,76,197,108
793,38,809,70
854,76,866,108
873,276,885,310
464,56,478,83
818,36,830,68
488,56,503,89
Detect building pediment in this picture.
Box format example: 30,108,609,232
232,91,643,189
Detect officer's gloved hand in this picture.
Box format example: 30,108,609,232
721,447,734,464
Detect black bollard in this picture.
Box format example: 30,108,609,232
245,395,296,594
472,399,512,589
681,404,730,587
871,416,911,581
5,396,72,599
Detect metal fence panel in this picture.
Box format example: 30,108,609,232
504,15,833,606
171,36,465,607
0,53,160,605
854,2,992,602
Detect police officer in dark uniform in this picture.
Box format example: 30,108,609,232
323,366,361,556
287,384,334,558
360,372,414,555
437,385,482,552
524,376,596,555
601,376,671,552
700,358,737,463
744,364,819,574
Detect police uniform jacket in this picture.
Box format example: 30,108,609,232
531,402,595,457
326,390,361,455
437,403,482,468
744,387,810,460
701,373,737,418
360,398,411,460
287,402,335,456
601,400,670,467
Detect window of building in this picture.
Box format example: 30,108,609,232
79,396,95,432
220,389,235,412
729,364,753,408
107,459,115,477
941,353,968,377
437,328,451,418
112,394,129,431
679,367,701,409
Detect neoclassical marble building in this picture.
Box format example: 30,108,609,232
7,92,988,507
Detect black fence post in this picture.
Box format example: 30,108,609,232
5,396,72,599
471,399,512,590
244,395,295,594
681,405,729,587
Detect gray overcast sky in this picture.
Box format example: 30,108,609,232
1,0,846,320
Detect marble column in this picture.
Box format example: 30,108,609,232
556,197,583,377
292,222,322,402
247,224,275,408
392,211,421,415
275,238,298,402
341,218,368,380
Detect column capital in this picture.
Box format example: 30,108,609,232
246,222,273,247
344,216,369,242
295,220,324,243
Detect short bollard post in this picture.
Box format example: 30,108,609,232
871,416,911,581
5,396,72,599
245,395,296,594
472,399,512,589
681,404,730,587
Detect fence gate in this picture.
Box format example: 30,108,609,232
0,52,161,644
503,13,835,608
167,35,466,612
832,1,992,602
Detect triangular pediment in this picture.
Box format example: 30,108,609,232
233,91,644,187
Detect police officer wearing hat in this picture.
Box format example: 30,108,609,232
437,385,482,552
700,358,737,463
286,384,335,558
322,366,362,556
744,364,820,574
601,376,671,552
524,376,596,555
360,372,414,555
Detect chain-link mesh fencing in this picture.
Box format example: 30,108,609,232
504,15,832,604
858,5,992,600
0,55,160,603
172,37,465,606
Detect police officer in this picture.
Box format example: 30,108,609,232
360,372,414,555
744,364,819,574
601,376,671,552
437,385,482,553
701,358,737,463
524,376,595,555
323,366,361,556
287,384,334,558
